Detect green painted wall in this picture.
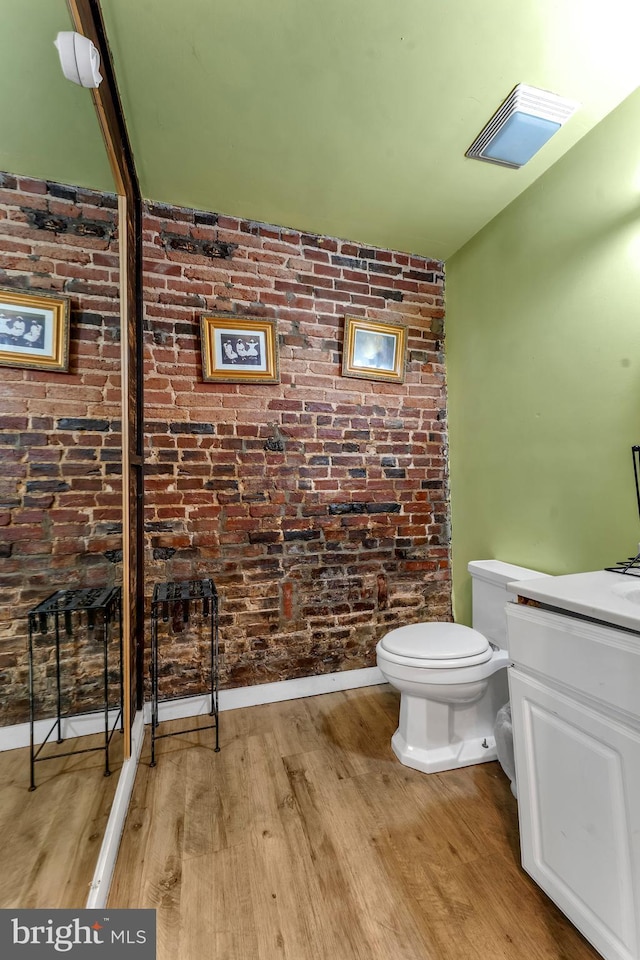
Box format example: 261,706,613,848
3,1,640,258
99,0,640,260
446,87,640,624
0,0,112,192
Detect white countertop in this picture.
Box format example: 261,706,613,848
507,570,640,633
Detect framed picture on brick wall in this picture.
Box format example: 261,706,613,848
0,287,71,373
200,314,280,383
342,316,407,383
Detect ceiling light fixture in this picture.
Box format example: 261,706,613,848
466,83,579,169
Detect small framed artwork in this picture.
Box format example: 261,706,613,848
342,316,407,383
0,287,71,373
200,314,280,383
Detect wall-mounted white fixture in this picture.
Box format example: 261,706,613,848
54,31,103,89
466,84,578,169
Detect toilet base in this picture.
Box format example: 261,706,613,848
391,728,498,774
386,670,509,775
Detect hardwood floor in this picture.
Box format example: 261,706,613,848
0,731,123,908
109,686,599,960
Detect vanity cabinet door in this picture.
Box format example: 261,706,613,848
510,667,640,960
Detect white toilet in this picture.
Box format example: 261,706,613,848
376,560,548,774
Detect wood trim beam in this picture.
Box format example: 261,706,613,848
66,0,137,200
117,193,132,759
66,0,145,761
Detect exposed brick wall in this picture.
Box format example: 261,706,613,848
0,172,452,725
0,174,122,725
142,203,451,695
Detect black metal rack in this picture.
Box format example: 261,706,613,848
27,586,123,791
605,446,640,578
605,555,640,577
149,578,220,766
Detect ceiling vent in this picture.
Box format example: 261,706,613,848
466,84,579,169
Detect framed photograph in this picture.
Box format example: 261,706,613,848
342,316,407,383
200,314,280,383
0,287,71,373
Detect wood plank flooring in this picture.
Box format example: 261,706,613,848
109,685,600,960
0,731,123,908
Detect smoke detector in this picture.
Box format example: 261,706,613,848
54,31,103,89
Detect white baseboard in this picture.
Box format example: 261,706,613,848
0,709,122,753
143,665,385,724
1,668,385,750
86,710,145,910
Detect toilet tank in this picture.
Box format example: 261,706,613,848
468,560,549,651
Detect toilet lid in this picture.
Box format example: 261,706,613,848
379,622,491,662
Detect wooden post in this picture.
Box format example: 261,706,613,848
66,0,144,758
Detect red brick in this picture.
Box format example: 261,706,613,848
0,173,451,725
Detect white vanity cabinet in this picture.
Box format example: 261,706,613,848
506,600,640,960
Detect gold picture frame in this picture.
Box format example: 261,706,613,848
0,287,71,373
342,316,407,383
200,314,280,383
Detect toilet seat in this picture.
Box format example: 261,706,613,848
379,622,492,669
